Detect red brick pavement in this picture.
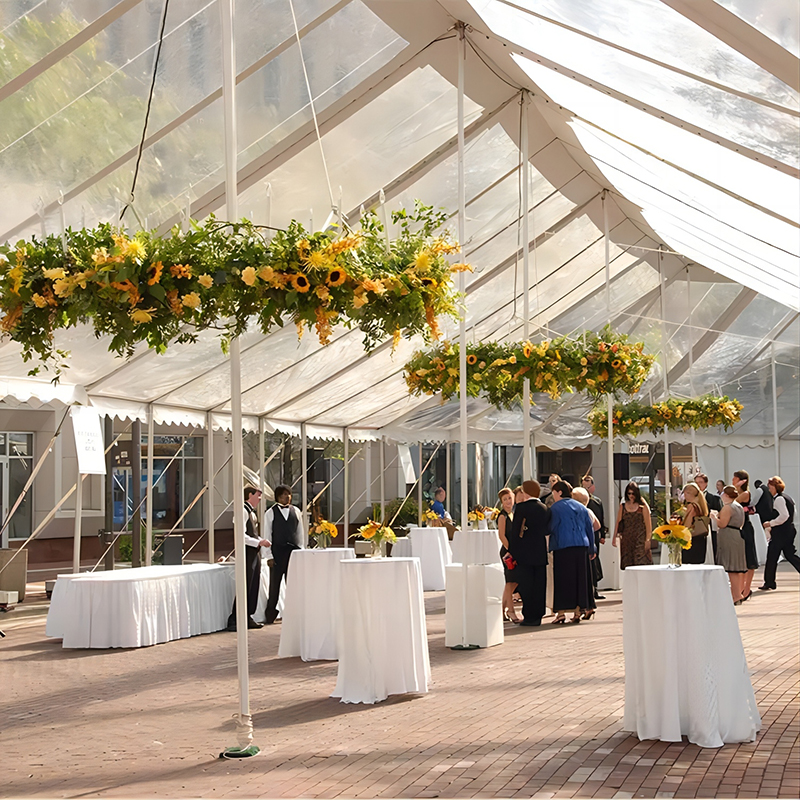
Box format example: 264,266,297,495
1,565,797,799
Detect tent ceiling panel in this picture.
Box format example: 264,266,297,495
714,1,799,57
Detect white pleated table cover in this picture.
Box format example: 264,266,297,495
445,563,505,648
451,529,502,566
332,557,431,704
623,565,761,748
391,537,412,557
407,527,452,590
278,547,355,661
46,563,235,649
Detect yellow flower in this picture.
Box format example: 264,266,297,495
611,359,622,368
53,278,74,297
291,273,311,293
258,266,275,283
522,341,533,358
148,261,164,285
449,262,473,273
130,307,156,324
181,292,201,309
353,292,368,308
197,273,214,289
580,357,588,366
414,251,431,272
31,293,48,308
303,250,329,270
326,268,347,287
91,247,110,266
420,277,438,289
123,239,147,263
43,267,66,280
315,284,330,302
241,266,257,286
170,263,192,279
8,266,24,295
467,354,478,365
361,278,386,295
392,328,401,353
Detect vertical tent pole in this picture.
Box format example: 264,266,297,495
365,440,372,507
72,474,84,574
687,268,697,473
521,91,532,481
379,438,386,524
104,415,114,571
259,418,267,536
417,442,423,526
131,419,142,568
659,249,671,524
771,343,780,475
145,404,155,566
445,441,451,507
220,0,256,757
343,428,350,540
602,191,620,588
207,412,216,563
301,424,308,531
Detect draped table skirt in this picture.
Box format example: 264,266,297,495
46,564,235,649
623,565,761,748
407,527,452,590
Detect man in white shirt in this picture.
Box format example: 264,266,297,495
227,487,270,631
264,484,305,625
760,476,800,591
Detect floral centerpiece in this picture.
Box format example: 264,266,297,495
589,396,743,438
357,519,397,557
404,326,654,408
652,523,692,568
423,507,440,525
467,505,494,528
309,519,338,549
0,201,464,377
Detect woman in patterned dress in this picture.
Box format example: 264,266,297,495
612,481,653,569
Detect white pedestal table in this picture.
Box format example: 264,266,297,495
332,557,430,704
278,547,355,660
623,565,761,748
407,526,451,590
451,529,501,566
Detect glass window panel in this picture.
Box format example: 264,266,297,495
0,433,5,456
8,455,33,538
500,0,798,107
716,0,800,56
182,457,204,527
8,432,32,456
495,11,800,166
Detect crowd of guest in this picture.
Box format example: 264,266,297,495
493,467,798,624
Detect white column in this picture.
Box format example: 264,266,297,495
771,342,780,474
603,191,616,549
417,441,423,526
457,24,468,534
207,412,216,563
343,428,350,536
365,440,372,506
659,250,671,521
379,438,386,523
259,417,267,535
72,475,84,573
687,267,697,472
521,91,532,481
145,404,155,566
301,423,308,530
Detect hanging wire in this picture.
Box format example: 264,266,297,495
120,0,172,222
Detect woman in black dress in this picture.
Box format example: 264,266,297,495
497,487,519,622
733,470,758,601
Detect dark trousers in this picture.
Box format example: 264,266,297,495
514,563,546,625
762,529,800,588
227,545,261,626
265,546,296,623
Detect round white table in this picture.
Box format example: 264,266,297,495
623,564,761,748
332,557,430,704
45,564,235,649
451,529,501,566
278,547,355,661
407,526,452,590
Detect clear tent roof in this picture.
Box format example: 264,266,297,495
0,0,797,444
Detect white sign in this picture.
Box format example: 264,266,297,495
71,406,107,475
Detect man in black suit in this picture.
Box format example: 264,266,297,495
582,474,606,600
696,474,720,559
508,479,550,626
227,487,269,631
264,484,305,625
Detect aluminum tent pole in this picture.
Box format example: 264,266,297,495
379,438,386,524
771,342,780,474
343,428,350,539
220,0,256,758
417,442,424,526
72,471,84,574
207,411,216,563
603,192,618,588
145,404,155,566
301,423,308,528
259,418,267,537
521,91,532,481
687,268,697,473
659,250,672,527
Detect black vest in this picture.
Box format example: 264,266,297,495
754,487,775,524
772,493,796,536
271,504,302,550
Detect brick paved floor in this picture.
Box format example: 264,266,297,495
1,564,797,799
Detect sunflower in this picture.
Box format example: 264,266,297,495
420,277,438,289
467,354,478,365
611,359,622,369
522,341,533,358
326,268,347,287
291,273,311,293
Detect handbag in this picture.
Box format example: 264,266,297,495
502,552,517,570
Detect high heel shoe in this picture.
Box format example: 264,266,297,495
569,616,581,624
551,614,566,624
504,610,522,623
581,609,595,621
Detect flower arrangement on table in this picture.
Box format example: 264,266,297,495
309,519,338,549
404,327,654,408
422,507,440,523
467,505,494,524
0,201,464,377
588,396,743,438
358,519,397,556
653,522,692,568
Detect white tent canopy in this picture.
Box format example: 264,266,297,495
0,0,797,448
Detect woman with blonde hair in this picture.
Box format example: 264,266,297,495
711,486,747,604
680,482,710,564
496,487,519,622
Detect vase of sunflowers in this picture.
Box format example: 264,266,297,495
652,523,692,568
309,518,338,549
358,519,397,557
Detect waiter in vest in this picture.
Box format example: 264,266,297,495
760,476,800,590
264,484,305,624
227,487,269,631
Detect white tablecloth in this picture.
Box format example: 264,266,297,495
46,564,235,649
623,565,761,748
278,547,355,661
332,557,430,704
407,526,452,590
451,529,502,566
391,537,412,558
445,563,504,648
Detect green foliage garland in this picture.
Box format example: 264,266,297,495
404,327,654,408
0,202,464,376
588,395,744,437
